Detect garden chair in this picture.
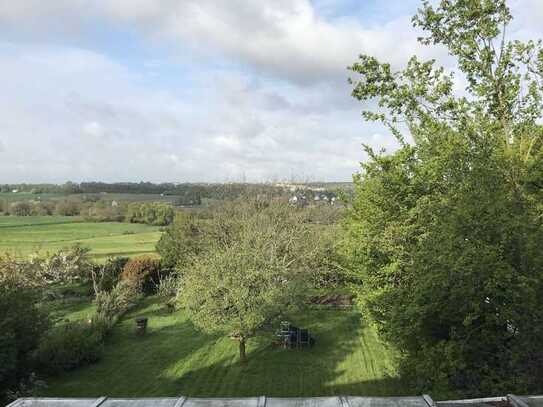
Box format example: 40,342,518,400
298,328,310,349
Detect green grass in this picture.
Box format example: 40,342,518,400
41,299,404,398
0,192,67,202
0,192,178,203
0,216,162,260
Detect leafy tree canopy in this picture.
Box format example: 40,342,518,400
178,199,317,364
344,0,543,397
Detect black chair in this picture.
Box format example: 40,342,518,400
298,328,310,349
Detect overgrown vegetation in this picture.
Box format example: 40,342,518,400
0,255,50,404
0,246,145,403
344,0,543,397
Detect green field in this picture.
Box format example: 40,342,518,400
0,191,179,203
0,216,162,259
41,298,403,398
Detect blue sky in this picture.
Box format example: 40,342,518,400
0,0,541,183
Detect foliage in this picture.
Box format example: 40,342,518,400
10,201,32,216
0,255,50,403
4,373,47,403
29,245,94,285
95,280,142,322
35,321,105,375
120,256,164,294
301,226,346,289
179,199,318,364
302,205,345,225
55,200,81,216
126,202,175,226
156,274,180,312
90,257,129,294
345,0,543,397
156,211,209,270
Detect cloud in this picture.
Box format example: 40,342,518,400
0,43,385,182
0,1,540,183
0,0,435,85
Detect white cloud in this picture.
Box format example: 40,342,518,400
0,1,540,183
0,43,385,182
0,0,436,85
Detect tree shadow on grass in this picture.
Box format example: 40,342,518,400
39,299,221,398
159,309,410,397
40,303,412,398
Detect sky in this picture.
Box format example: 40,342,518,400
0,0,542,183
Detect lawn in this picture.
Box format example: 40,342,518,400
41,299,404,398
0,216,162,260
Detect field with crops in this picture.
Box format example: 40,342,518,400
0,216,162,260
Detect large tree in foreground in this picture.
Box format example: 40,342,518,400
178,199,316,364
344,0,543,397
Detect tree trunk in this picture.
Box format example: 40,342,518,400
239,337,247,365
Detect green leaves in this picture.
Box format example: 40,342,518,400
345,0,543,397
176,200,316,362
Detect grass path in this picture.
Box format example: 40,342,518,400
41,299,405,397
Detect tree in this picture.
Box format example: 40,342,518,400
178,199,314,364
344,0,543,397
55,200,81,216
126,202,174,226
156,211,207,270
0,255,49,404
10,201,32,216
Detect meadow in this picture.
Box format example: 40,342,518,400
41,298,403,398
0,216,162,259
0,191,179,203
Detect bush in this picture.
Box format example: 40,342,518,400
120,256,164,294
34,201,56,216
95,280,141,321
90,257,129,294
0,289,49,402
35,321,104,374
9,201,32,216
55,200,81,216
31,245,93,285
157,274,179,312
126,202,174,226
0,256,49,404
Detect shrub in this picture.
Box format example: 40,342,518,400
157,274,179,312
90,257,129,294
120,256,164,294
35,321,104,374
0,256,49,403
0,288,49,402
9,201,32,216
55,200,81,216
95,280,141,322
31,245,93,285
126,202,174,226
